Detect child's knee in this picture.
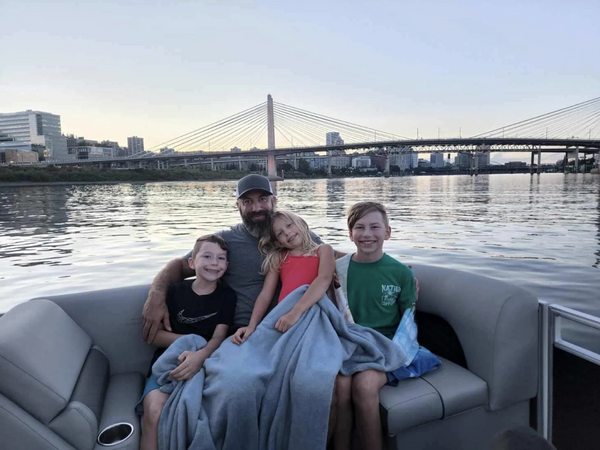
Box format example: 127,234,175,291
143,392,167,424
352,372,384,403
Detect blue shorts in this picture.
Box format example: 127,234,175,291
135,374,161,415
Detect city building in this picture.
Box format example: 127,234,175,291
326,132,344,146
306,156,328,169
0,110,68,160
352,155,371,168
330,156,351,168
476,151,491,167
0,133,32,152
388,146,418,171
0,150,39,164
505,161,527,168
430,152,445,168
127,136,144,156
67,145,114,160
455,152,471,168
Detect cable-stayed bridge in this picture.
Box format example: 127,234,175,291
44,95,600,175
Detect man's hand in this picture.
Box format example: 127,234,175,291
170,350,206,381
231,326,256,345
275,309,302,333
142,291,171,344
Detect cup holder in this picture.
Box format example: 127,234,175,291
97,422,134,447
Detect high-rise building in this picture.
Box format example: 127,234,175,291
326,132,344,146
476,151,490,167
388,146,418,171
430,152,445,168
0,110,68,160
455,152,471,168
352,156,371,168
127,136,144,156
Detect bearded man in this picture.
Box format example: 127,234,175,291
142,174,323,343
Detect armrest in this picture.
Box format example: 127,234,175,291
411,264,538,411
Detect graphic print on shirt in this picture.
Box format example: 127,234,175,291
177,310,218,324
381,285,401,306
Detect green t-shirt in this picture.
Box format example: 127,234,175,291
347,253,416,339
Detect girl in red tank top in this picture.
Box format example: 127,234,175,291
232,211,335,344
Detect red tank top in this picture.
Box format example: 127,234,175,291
278,251,320,303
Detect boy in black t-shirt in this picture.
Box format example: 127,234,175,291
139,234,236,450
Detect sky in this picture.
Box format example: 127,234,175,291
1,0,599,163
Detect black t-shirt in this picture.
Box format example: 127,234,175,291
147,280,236,375
166,280,236,340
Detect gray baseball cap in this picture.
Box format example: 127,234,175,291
235,174,274,199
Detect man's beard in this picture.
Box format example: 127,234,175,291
241,210,272,237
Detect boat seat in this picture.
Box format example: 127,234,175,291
0,299,143,450
378,265,540,450
380,357,487,435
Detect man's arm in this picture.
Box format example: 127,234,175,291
142,257,195,343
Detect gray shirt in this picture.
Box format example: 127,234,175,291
185,223,322,326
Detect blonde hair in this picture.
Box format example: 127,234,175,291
259,211,319,274
347,202,389,230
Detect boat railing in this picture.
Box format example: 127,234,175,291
537,300,600,442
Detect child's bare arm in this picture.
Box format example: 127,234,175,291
170,324,228,381
232,269,279,344
276,244,335,332
152,329,185,348
248,269,279,329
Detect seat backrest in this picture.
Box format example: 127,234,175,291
412,264,539,411
0,299,93,424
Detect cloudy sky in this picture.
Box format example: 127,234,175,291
1,0,598,162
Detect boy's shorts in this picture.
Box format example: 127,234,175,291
135,374,161,415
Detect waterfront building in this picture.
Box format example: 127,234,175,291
411,152,418,168
127,136,144,156
330,156,351,168
352,155,371,168
67,145,114,160
389,152,417,171
455,151,471,168
326,132,344,146
430,152,445,168
476,151,491,167
307,156,329,169
505,161,527,168
0,110,69,160
0,150,39,163
0,133,32,152
102,140,120,154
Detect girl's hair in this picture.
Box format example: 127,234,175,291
259,211,319,274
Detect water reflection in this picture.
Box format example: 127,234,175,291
0,175,599,319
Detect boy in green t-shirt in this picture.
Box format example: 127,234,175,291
333,201,416,450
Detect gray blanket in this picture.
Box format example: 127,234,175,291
153,285,409,450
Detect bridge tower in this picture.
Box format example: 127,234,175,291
266,94,278,178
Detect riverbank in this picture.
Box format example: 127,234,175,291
0,166,360,186
0,166,256,184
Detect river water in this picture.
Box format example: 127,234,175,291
1,174,599,346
